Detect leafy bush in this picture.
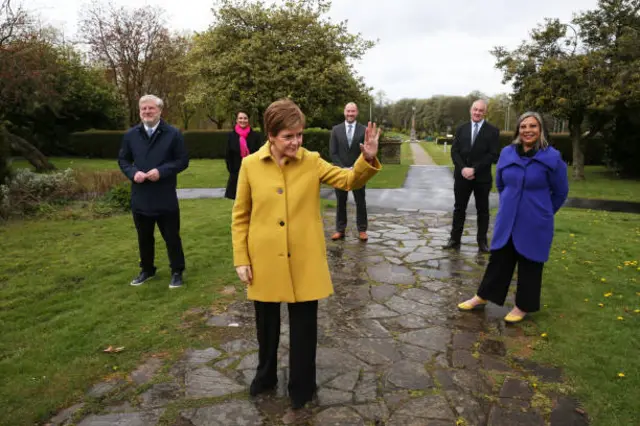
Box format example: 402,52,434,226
0,127,9,184
603,114,640,177
103,182,131,211
302,128,331,161
0,168,76,218
0,168,129,219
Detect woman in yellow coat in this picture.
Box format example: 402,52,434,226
232,99,381,412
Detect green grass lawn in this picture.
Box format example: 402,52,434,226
0,199,239,425
12,149,414,190
418,142,640,202
10,157,229,189
524,208,640,426
420,141,453,167
366,140,412,189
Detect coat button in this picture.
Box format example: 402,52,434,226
279,221,285,226
277,188,283,194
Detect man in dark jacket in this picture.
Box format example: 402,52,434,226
118,94,189,288
329,102,369,241
445,99,500,253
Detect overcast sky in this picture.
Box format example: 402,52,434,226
28,0,598,101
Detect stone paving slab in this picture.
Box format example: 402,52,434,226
58,207,588,426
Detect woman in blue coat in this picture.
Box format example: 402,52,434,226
458,112,569,323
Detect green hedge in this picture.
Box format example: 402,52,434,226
68,128,333,160
499,132,605,165
434,132,604,165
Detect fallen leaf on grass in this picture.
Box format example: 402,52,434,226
103,346,125,353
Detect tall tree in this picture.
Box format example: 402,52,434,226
187,0,373,130
491,19,604,179
0,0,56,170
79,1,177,126
574,0,640,176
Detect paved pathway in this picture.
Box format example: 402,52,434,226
409,142,436,165
319,166,499,212
55,208,587,426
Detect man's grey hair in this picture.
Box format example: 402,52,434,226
345,102,358,109
139,94,164,109
513,111,549,150
470,99,488,110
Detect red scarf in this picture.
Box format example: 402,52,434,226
235,124,251,158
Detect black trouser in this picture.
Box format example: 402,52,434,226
132,211,185,274
477,238,544,312
451,178,491,243
253,300,318,407
335,187,367,232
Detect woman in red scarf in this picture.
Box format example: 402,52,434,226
225,111,263,199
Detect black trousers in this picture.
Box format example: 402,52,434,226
132,211,185,274
335,187,367,232
253,300,318,407
451,178,491,243
477,238,544,312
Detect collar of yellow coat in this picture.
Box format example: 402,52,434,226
258,141,304,161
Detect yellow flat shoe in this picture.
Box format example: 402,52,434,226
457,299,487,311
504,313,526,323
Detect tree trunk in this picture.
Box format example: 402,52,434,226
569,121,585,180
6,131,56,172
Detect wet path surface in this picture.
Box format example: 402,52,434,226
59,207,588,426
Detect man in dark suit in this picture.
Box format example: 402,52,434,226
118,94,189,288
444,99,500,253
329,102,369,241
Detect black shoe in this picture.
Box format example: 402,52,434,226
249,379,277,397
442,239,461,250
169,272,183,289
478,241,490,253
130,271,155,286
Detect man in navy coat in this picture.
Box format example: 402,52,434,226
118,94,189,288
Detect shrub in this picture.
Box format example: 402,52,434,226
302,129,332,161
0,127,9,184
72,169,128,198
0,168,129,219
0,168,77,218
103,182,131,211
436,137,453,145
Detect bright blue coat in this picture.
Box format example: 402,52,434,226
491,144,569,262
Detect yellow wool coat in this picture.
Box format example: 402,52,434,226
231,141,381,303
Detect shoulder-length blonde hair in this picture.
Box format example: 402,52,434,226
512,111,549,150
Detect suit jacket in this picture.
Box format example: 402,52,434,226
118,120,189,214
225,129,263,199
451,121,500,183
330,122,366,168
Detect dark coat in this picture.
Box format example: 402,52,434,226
451,121,500,183
491,144,569,262
329,122,366,168
117,120,189,215
225,129,263,199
